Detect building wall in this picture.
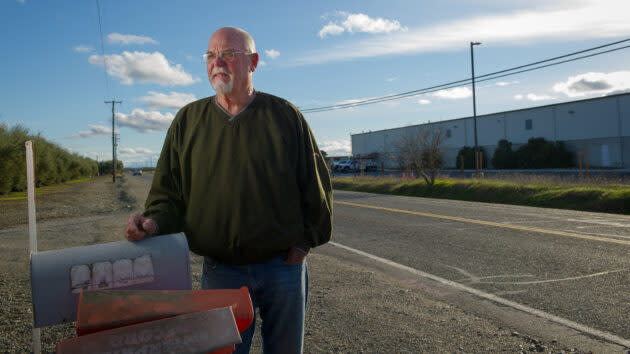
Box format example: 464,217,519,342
351,92,630,169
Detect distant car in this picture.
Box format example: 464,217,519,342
133,169,142,176
331,159,348,171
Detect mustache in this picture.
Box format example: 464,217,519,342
211,67,232,78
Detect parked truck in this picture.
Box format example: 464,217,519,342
333,158,378,172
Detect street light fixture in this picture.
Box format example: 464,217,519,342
470,41,482,177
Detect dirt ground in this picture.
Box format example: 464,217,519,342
0,176,600,353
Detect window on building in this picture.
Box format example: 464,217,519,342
525,119,532,130
446,129,452,138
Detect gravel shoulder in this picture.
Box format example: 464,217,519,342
0,176,612,353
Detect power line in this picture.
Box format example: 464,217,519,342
95,0,109,97
301,38,630,113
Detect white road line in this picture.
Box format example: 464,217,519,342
565,230,630,240
482,269,628,285
566,218,630,228
329,241,630,348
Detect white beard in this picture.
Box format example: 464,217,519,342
210,68,234,94
211,79,233,95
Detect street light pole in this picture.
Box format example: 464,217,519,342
470,41,482,177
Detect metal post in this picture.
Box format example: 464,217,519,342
470,41,481,177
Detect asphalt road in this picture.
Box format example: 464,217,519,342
125,175,629,349
332,190,630,344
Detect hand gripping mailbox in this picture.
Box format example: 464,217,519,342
30,233,192,328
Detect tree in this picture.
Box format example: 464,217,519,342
393,126,445,185
491,139,517,169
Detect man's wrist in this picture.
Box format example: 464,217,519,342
294,245,310,254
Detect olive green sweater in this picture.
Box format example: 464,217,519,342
143,92,333,265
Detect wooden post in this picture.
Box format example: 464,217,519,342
578,150,583,181
585,146,590,178
25,141,41,354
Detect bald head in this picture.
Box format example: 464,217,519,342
211,27,256,53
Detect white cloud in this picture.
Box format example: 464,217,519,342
514,94,524,100
496,80,520,87
74,45,93,53
300,0,630,64
342,13,407,34
418,99,431,105
258,60,267,66
119,147,154,155
265,49,280,59
318,12,406,38
107,33,158,45
88,51,199,86
432,87,471,99
386,77,398,82
526,93,556,101
138,91,197,110
318,22,345,38
115,109,175,133
71,125,112,138
552,71,630,97
319,139,351,156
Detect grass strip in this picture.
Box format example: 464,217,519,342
332,176,630,215
0,177,92,201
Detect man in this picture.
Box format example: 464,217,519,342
124,27,332,353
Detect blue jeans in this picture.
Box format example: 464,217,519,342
201,254,308,354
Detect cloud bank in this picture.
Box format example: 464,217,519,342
74,45,93,53
138,91,197,110
553,71,630,97
71,125,112,138
319,139,351,156
108,33,158,45
319,12,407,38
303,0,630,64
115,109,174,133
88,51,199,85
265,49,280,59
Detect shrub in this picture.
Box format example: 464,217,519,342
491,139,518,169
516,137,574,169
491,138,575,169
456,146,487,169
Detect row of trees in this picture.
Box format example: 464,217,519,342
0,124,100,194
389,126,576,185
456,138,574,169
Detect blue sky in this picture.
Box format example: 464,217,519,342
2,0,630,163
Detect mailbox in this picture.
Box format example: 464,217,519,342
30,233,191,328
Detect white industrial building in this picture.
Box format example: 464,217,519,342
351,92,630,169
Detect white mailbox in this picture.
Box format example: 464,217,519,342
30,233,192,328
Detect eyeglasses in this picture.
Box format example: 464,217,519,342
203,50,252,63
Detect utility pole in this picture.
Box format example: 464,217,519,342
470,41,482,177
105,99,122,182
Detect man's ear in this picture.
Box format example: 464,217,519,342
249,52,259,72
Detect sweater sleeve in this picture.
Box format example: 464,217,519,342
296,112,333,248
142,123,185,236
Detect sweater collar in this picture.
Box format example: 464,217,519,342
213,90,257,121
